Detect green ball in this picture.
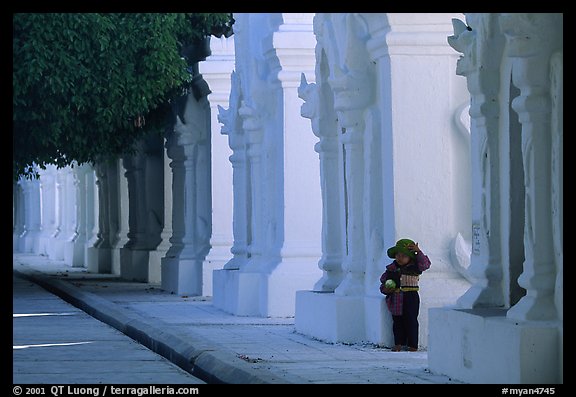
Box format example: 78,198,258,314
385,279,396,289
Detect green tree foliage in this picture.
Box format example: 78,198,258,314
13,13,233,181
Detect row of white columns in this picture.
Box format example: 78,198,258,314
13,37,236,298
212,13,324,317
428,13,563,383
295,13,473,347
14,163,91,266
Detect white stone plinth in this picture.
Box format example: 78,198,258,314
212,269,260,316
295,291,365,343
417,275,471,348
363,295,394,347
147,250,165,285
110,248,122,276
214,260,321,317
64,241,84,268
265,260,322,317
47,239,65,261
21,233,41,255
202,258,226,297
120,248,150,282
429,307,562,384
161,257,203,296
202,244,231,296
85,246,111,273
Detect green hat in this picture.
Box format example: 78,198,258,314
387,239,416,260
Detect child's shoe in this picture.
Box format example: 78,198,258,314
392,345,402,352
408,346,418,352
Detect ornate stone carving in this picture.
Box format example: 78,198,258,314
299,48,344,290
297,73,319,136
218,71,249,271
449,14,506,308
313,13,375,297
448,18,476,76
502,13,562,321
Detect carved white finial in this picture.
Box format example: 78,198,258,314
298,72,321,137
448,18,469,52
217,104,231,135
447,18,476,76
297,73,309,101
298,73,317,117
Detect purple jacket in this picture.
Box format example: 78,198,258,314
381,251,431,316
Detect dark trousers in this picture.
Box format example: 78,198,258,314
391,291,420,348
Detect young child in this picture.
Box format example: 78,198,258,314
380,238,431,352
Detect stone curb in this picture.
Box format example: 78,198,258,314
13,265,302,384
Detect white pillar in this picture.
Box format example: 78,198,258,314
119,135,165,282
84,166,98,267
148,147,172,284
110,158,130,275
20,174,42,254
13,182,25,251
143,134,167,283
550,52,563,325
502,13,562,322
121,141,151,281
428,13,562,384
63,165,83,267
298,74,344,292
213,13,322,317
16,179,27,252
51,168,68,260
295,13,373,341
69,163,90,267
446,14,507,309
37,165,58,256
219,72,250,272
86,162,112,273
265,13,323,316
162,77,212,296
16,179,29,253
241,101,266,273
199,35,235,296
212,14,272,315
212,71,251,310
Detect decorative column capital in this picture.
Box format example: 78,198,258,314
448,14,505,121
317,13,374,130
330,70,373,130
499,13,562,58
272,13,316,88
199,36,235,108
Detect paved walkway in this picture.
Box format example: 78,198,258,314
13,253,465,384
13,272,205,384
